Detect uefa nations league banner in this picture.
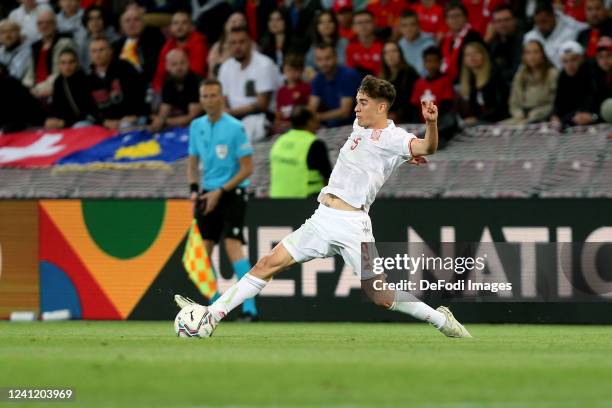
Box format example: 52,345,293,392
235,198,612,323
1,198,611,322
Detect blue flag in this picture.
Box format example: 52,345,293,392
58,127,189,168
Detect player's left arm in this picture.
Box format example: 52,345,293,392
410,100,439,157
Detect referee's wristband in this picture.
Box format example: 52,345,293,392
189,183,199,194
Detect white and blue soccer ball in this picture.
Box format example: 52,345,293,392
174,304,214,338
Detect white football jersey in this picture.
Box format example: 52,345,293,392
318,119,416,212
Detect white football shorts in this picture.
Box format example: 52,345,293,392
281,204,378,280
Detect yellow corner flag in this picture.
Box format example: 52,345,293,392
182,220,218,300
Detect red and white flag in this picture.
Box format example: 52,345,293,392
0,126,116,168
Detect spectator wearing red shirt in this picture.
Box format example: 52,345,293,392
152,10,207,93
332,0,356,41
461,0,505,40
366,0,410,33
275,53,311,132
345,10,383,76
577,0,612,58
411,45,458,144
411,0,448,41
440,1,484,81
411,46,454,112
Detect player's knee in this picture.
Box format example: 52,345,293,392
364,287,394,309
371,295,394,309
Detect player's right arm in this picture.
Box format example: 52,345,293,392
410,100,439,157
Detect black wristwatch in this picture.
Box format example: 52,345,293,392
189,183,199,194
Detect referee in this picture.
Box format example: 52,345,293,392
187,78,258,320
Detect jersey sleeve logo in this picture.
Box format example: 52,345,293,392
350,137,362,150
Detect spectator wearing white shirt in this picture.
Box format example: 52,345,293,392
523,1,587,69
56,0,85,40
8,0,52,44
0,19,31,81
218,26,280,142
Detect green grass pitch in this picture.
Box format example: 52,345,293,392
1,322,612,408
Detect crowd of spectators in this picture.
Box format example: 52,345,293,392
0,0,611,143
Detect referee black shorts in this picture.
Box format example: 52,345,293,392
195,187,248,244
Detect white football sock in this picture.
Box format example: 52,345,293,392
390,291,446,329
208,273,267,321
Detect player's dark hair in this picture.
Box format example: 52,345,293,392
358,75,396,108
400,10,418,20
201,78,223,92
445,1,468,17
290,105,314,129
423,45,442,60
283,53,305,69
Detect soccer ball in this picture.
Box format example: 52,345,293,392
174,304,215,338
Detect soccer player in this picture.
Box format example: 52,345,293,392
187,78,259,321
178,75,471,338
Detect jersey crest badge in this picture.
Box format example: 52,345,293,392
216,144,228,159
370,129,382,141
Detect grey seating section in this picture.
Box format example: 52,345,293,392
0,123,610,199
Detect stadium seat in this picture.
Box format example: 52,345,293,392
489,160,545,198
442,160,496,198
